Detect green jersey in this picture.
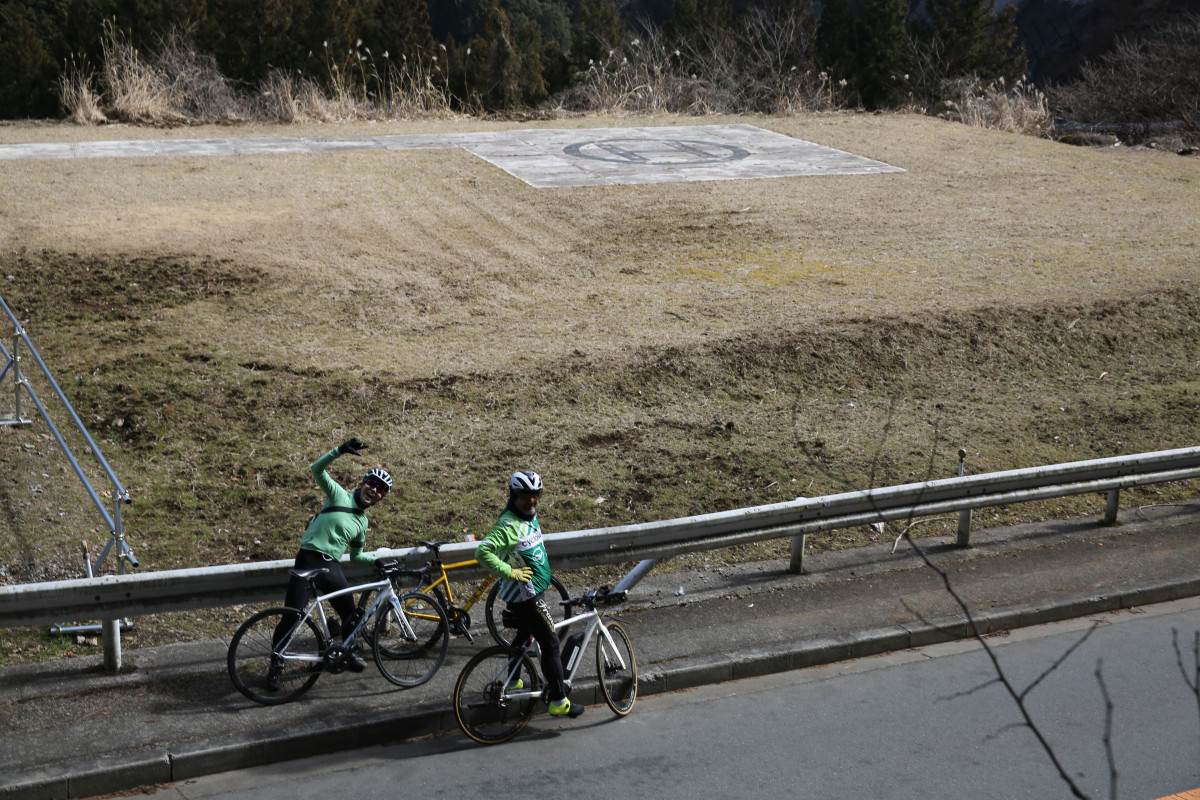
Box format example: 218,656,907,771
298,448,375,566
475,508,550,603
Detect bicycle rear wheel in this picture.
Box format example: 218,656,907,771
454,646,542,745
228,607,326,705
373,590,449,687
484,575,572,646
596,620,637,715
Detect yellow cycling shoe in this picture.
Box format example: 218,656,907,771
548,697,585,718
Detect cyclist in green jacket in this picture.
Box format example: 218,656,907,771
475,470,583,718
272,437,391,681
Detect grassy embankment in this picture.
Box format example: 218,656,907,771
0,112,1196,662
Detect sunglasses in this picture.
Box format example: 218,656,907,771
364,478,390,495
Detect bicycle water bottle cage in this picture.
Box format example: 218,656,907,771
290,568,330,580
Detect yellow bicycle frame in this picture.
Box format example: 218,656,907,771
423,558,496,612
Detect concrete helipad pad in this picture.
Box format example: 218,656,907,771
442,124,905,186
0,124,903,187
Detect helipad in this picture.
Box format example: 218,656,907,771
0,123,904,187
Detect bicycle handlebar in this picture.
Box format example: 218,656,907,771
375,560,427,581
561,587,627,611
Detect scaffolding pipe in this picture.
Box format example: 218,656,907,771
0,294,129,498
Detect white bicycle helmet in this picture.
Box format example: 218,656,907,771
364,467,393,490
509,470,543,493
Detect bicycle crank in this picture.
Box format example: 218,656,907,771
324,645,349,674
447,606,474,641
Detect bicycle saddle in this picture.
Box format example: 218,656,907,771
290,567,330,580
418,540,450,551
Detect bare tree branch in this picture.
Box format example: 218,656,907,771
1020,623,1099,702
1095,661,1118,800
897,529,1094,799
1171,627,1200,735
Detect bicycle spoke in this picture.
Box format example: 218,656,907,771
454,646,541,744
228,608,325,705
373,591,449,687
597,620,637,716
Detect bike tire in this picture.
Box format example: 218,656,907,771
596,620,637,716
373,590,449,687
375,587,442,659
484,575,572,646
228,606,326,705
453,645,542,745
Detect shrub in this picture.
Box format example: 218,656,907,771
938,76,1054,137
556,4,838,115
1047,14,1199,145
59,26,453,125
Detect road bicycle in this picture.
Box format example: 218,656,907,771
452,587,637,744
413,539,572,645
228,560,450,705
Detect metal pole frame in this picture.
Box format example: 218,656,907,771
0,293,134,668
0,320,33,427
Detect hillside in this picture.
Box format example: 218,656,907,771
1,111,1197,659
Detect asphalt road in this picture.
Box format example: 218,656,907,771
5,502,1200,800
139,596,1200,800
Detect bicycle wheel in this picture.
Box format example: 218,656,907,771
373,590,449,687
484,575,572,646
375,589,445,658
454,645,542,745
228,607,326,705
596,620,637,716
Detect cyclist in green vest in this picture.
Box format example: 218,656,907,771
475,470,584,718
271,437,391,685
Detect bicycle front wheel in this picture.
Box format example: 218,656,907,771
454,646,542,745
228,607,326,705
373,590,449,687
484,575,572,646
597,620,637,715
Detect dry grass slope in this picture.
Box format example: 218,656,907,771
0,112,1197,661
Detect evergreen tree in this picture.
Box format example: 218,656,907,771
570,0,626,70
0,4,59,117
855,0,911,108
666,0,731,41
463,0,544,108
362,0,437,60
817,0,857,84
504,0,571,50
913,0,1025,85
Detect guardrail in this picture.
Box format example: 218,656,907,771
4,446,1198,635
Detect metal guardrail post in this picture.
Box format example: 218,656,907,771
102,617,122,671
956,449,973,547
102,488,134,670
1104,488,1121,525
788,534,808,574
788,497,807,573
